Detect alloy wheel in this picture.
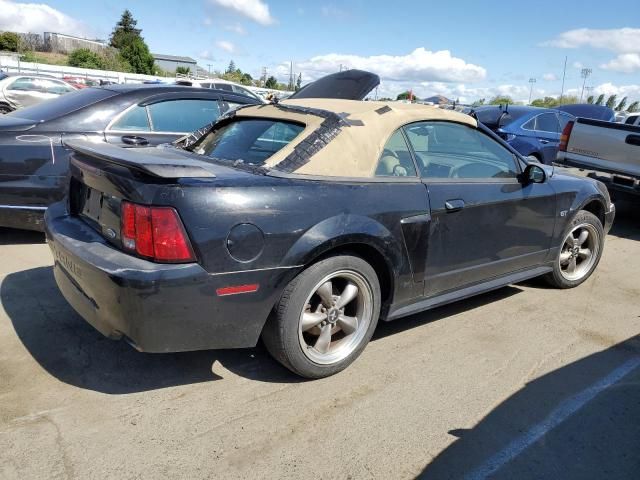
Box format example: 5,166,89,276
559,223,600,281
298,270,373,365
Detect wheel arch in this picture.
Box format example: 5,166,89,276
579,198,606,226
280,214,404,314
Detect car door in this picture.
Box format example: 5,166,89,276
532,113,562,164
403,121,557,296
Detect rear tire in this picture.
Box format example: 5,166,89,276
262,255,381,378
544,210,604,289
0,104,12,115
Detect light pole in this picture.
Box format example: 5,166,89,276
580,68,592,102
207,64,212,78
528,78,536,105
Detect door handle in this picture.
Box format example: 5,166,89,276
445,199,465,212
625,134,640,146
539,139,550,144
121,135,149,146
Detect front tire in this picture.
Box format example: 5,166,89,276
544,210,604,288
262,255,381,378
0,104,12,115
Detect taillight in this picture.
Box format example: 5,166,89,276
120,201,195,263
559,120,574,152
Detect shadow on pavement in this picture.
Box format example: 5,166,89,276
608,199,640,241
0,227,45,245
1,266,303,393
417,335,640,480
2,264,524,394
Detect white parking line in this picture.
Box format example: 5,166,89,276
464,356,640,480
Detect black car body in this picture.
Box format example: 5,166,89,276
0,84,259,230
44,72,615,378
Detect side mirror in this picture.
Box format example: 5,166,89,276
522,163,546,184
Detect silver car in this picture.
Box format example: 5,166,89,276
0,74,76,114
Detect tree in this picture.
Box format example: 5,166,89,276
109,10,155,74
295,73,302,91
586,95,594,104
68,49,104,69
605,94,617,109
119,36,154,74
396,91,416,101
110,10,141,48
595,94,605,105
627,101,640,113
240,72,253,85
226,60,236,74
265,75,278,89
175,66,190,75
0,32,19,52
488,95,514,105
615,96,628,111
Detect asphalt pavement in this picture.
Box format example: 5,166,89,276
1,200,638,479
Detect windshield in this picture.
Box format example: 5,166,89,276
8,87,117,122
192,118,305,166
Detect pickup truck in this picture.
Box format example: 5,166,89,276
555,117,640,197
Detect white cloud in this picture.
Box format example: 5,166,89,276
0,0,90,36
321,5,349,19
209,0,274,25
224,23,246,35
600,53,640,73
572,61,584,69
542,28,640,54
543,73,557,81
199,50,216,61
215,40,236,53
286,48,486,85
565,82,640,100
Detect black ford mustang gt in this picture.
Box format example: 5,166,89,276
0,84,259,231
44,72,615,378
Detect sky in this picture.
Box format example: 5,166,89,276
1,0,640,103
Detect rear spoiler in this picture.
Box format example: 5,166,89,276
65,139,217,178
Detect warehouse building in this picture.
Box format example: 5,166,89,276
152,53,197,73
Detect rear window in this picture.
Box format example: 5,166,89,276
193,119,304,166
9,87,116,122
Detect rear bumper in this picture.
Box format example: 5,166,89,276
45,202,297,352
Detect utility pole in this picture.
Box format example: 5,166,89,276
528,78,536,104
289,61,293,90
580,68,592,102
559,56,567,105
207,64,212,78
261,67,267,87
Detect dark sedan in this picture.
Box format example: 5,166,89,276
45,79,615,378
473,105,574,164
0,84,260,230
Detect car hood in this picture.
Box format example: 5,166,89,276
288,69,380,101
0,115,38,132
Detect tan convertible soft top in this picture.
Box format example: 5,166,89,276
233,99,478,178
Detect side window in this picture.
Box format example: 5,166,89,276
147,99,221,132
522,118,536,130
43,79,74,94
213,83,233,92
625,115,638,125
375,130,417,177
111,105,151,131
404,122,518,180
535,113,560,133
558,114,573,131
8,77,37,91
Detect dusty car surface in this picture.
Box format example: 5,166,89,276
45,87,615,378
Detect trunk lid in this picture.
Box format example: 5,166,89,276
288,69,380,101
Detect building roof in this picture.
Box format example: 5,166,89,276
152,53,197,64
232,99,477,178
